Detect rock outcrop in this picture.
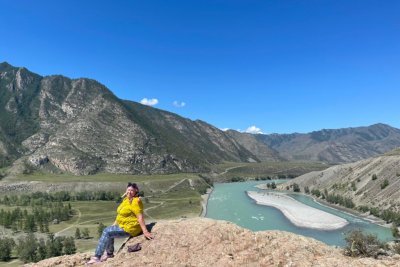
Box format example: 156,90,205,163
25,218,400,267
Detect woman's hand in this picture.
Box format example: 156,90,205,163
137,213,154,240
143,231,153,240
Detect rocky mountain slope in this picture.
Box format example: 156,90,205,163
225,130,282,162
0,62,263,175
25,218,400,267
2,62,400,176
253,123,400,164
279,149,400,211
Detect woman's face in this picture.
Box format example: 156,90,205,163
126,186,137,199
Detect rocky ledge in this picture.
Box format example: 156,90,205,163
26,218,400,267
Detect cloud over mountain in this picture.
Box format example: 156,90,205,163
140,98,159,106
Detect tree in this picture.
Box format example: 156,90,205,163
37,238,47,261
0,237,15,261
17,233,38,263
292,183,300,192
271,182,276,189
82,228,90,239
63,237,76,255
75,228,81,239
23,214,36,232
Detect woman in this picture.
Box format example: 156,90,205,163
87,182,153,264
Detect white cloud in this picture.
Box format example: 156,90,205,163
221,128,230,131
140,98,159,106
245,125,263,134
173,100,186,108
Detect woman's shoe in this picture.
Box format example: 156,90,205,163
100,254,114,262
87,256,100,265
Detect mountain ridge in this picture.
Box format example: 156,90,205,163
0,63,261,175
2,62,400,176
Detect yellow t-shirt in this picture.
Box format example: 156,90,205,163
116,197,143,236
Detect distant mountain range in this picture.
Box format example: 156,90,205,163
1,62,400,175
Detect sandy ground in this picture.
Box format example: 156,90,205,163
247,191,348,230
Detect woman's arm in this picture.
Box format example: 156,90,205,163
137,213,153,239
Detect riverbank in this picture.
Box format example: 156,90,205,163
247,191,349,230
200,187,213,217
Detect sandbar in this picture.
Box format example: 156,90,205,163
247,191,348,230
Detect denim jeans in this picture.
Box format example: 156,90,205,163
95,225,131,258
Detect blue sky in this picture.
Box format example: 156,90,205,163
1,0,399,134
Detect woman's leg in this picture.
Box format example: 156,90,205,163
105,237,114,256
94,225,130,258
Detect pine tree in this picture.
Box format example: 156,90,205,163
63,237,76,255
0,237,15,261
37,238,47,261
16,233,38,263
75,228,81,239
82,228,90,239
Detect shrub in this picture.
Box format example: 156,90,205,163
292,183,300,192
393,243,400,254
344,229,383,258
381,179,389,190
271,182,276,189
304,186,310,194
351,181,357,191
372,174,378,180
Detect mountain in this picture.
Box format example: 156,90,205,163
279,149,400,211
25,218,400,267
225,130,282,161
254,124,400,164
0,62,261,175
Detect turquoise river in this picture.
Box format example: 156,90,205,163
205,180,394,247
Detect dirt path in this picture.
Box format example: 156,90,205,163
219,165,245,175
55,208,115,236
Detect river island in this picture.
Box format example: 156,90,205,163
247,191,349,230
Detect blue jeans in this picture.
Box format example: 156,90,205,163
95,225,131,258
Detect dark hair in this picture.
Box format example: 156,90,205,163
127,182,138,189
127,182,139,197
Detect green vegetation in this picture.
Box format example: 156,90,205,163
372,174,378,180
0,238,15,261
344,229,384,257
292,183,300,192
351,181,357,191
309,189,355,209
380,179,389,189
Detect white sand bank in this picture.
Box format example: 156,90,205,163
247,191,348,230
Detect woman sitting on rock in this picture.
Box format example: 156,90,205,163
87,182,153,264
